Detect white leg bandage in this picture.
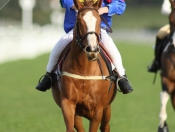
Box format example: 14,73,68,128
159,91,169,128
100,29,125,76
46,30,73,73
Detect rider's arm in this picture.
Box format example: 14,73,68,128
98,7,109,15
60,0,74,11
104,0,126,16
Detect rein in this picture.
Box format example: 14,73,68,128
100,16,113,33
74,6,113,50
75,22,100,49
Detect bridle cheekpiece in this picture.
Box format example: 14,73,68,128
74,7,101,51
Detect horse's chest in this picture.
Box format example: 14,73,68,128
61,76,111,118
76,97,100,119
78,99,96,110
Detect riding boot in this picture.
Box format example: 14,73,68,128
36,72,52,92
113,69,133,94
148,37,163,73
118,75,133,94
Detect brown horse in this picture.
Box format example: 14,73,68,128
157,0,175,132
51,0,117,132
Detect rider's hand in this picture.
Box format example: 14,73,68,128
71,5,78,13
98,7,109,15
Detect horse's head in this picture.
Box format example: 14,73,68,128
169,0,175,32
73,0,102,61
169,0,175,46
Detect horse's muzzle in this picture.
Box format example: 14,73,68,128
85,45,100,61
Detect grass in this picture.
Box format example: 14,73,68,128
0,41,174,132
112,6,168,30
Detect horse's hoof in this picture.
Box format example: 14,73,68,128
158,124,169,132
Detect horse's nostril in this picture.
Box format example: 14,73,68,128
85,45,100,53
85,46,91,53
95,47,100,53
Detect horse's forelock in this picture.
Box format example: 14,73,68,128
82,0,97,7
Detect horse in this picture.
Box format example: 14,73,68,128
51,0,117,131
157,0,175,132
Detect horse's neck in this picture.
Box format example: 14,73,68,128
166,44,175,53
68,40,99,75
70,40,90,66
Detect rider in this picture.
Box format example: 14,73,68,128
36,0,133,94
148,0,171,73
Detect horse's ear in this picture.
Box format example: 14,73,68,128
73,0,84,10
93,0,102,9
169,0,175,9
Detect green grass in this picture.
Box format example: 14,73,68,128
0,42,174,132
112,6,168,30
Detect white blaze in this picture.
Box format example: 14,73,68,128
83,11,97,51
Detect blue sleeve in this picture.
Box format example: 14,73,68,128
106,0,126,16
60,0,74,11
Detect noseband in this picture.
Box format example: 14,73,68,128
74,7,101,50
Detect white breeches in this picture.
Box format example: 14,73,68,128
157,24,170,39
100,29,125,76
46,29,125,76
46,30,73,72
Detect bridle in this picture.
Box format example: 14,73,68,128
74,7,101,51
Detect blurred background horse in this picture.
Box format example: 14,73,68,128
158,0,175,132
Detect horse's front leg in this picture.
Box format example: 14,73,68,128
100,106,111,132
74,115,85,132
158,91,169,131
51,82,61,107
89,105,103,132
61,97,76,132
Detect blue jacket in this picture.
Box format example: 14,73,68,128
60,0,126,33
